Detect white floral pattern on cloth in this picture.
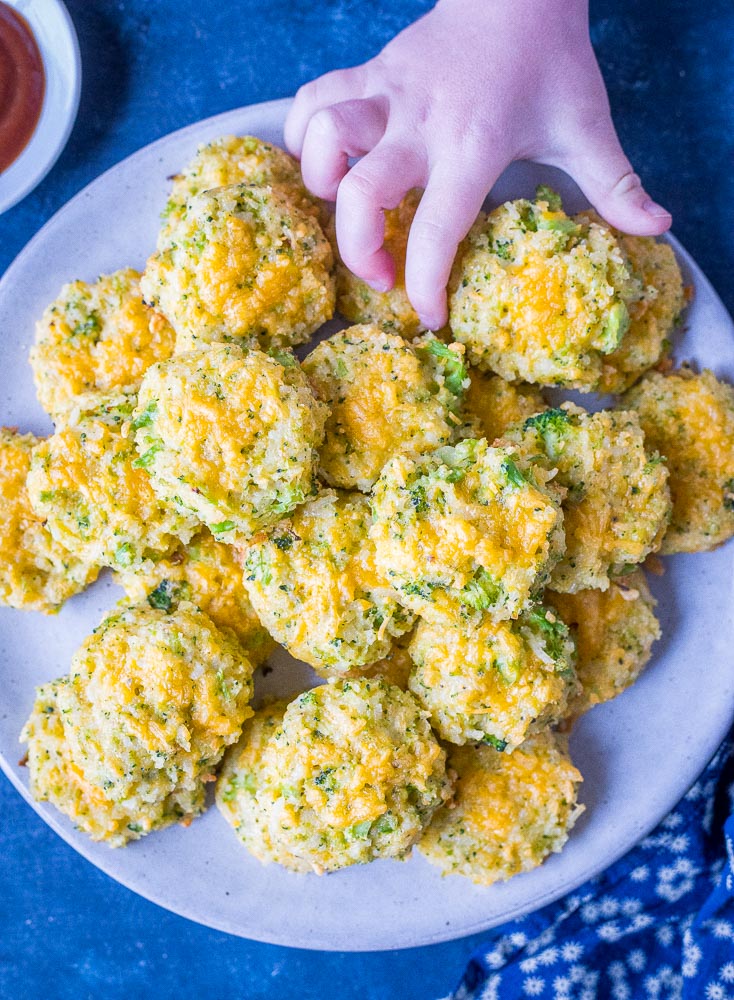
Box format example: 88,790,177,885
450,730,734,1000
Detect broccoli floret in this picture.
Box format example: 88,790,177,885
525,187,580,241
599,301,630,353
132,441,163,468
375,813,398,834
146,578,181,613
210,519,236,534
523,408,570,433
482,734,508,752
431,439,480,484
493,238,513,260
132,401,158,430
525,605,574,674
535,185,563,212
537,216,581,237
401,580,437,600
348,820,373,840
500,457,528,489
523,407,573,462
72,311,102,341
420,338,469,398
244,549,272,584
461,568,502,612
408,482,431,513
518,201,538,232
268,349,297,368
114,542,135,567
270,486,306,516
314,767,336,790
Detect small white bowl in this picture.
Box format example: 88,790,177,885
0,0,81,215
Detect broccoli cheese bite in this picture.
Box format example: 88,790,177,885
419,731,583,885
408,605,576,748
448,187,642,389
142,183,334,355
0,429,97,612
548,570,660,719
623,368,734,553
575,211,686,393
161,134,322,238
240,490,412,676
216,679,450,873
370,437,564,624
114,528,274,665
332,189,429,338
30,268,175,420
27,393,193,571
21,602,255,846
303,325,466,491
503,404,671,591
133,344,327,541
461,370,545,442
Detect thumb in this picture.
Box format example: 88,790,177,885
564,118,672,237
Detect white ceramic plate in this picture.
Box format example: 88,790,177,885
1,98,733,952
0,0,81,215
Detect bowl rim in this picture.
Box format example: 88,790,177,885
0,0,81,215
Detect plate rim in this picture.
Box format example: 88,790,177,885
1,97,733,952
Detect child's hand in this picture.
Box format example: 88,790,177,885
285,0,672,330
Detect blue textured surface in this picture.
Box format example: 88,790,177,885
1,2,732,998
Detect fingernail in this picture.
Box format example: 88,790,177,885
642,199,671,219
369,279,392,294
421,316,444,332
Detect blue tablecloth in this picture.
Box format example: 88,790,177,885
1,3,733,998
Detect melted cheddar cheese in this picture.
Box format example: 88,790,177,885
217,680,450,873
548,570,660,719
370,438,564,624
133,344,327,541
21,602,255,846
240,490,412,675
0,428,97,611
142,184,334,354
419,731,583,885
304,324,466,491
31,268,175,420
408,605,576,748
624,367,734,553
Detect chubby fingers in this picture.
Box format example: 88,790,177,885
284,67,366,157
300,99,388,202
405,163,500,330
564,117,672,236
335,140,425,291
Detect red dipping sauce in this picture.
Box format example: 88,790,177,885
0,1,45,173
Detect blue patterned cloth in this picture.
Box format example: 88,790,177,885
453,729,734,1000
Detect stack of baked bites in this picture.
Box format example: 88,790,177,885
13,136,338,847
6,139,734,888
